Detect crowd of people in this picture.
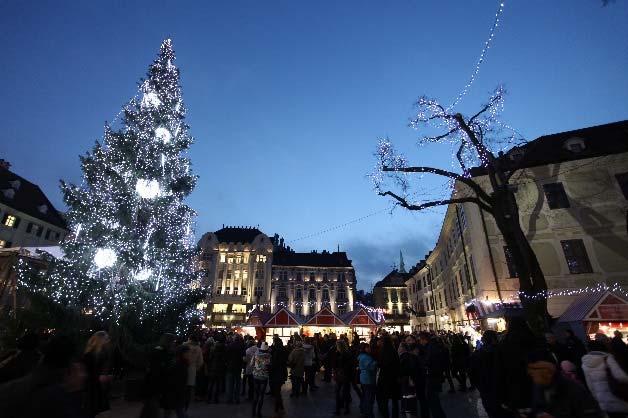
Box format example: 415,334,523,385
3,319,628,418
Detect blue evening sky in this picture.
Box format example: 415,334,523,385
1,0,627,290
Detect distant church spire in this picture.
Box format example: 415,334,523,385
399,250,406,273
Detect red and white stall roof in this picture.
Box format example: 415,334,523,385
304,306,345,326
265,307,303,327
559,291,628,323
342,307,381,326
246,308,271,327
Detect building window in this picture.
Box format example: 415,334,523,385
234,270,241,280
337,289,346,301
542,183,570,209
243,270,248,280
228,256,234,264
561,239,593,274
295,305,303,316
322,288,330,301
616,173,628,200
296,273,302,281
225,286,231,295
309,273,315,282
309,288,316,300
503,246,519,278
220,253,226,263
255,286,264,297
257,254,267,263
280,271,288,281
55,232,60,240
338,272,345,282
278,287,286,299
226,271,232,280
242,288,248,296
296,288,303,300
323,273,328,281
0,240,10,248
236,255,242,264
3,214,18,228
255,269,264,279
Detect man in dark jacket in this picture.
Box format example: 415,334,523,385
270,337,288,415
225,334,245,404
141,333,176,418
470,330,507,418
206,335,226,403
418,332,446,418
527,349,603,418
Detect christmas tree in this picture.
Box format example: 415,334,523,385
18,39,204,334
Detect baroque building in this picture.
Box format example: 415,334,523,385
197,226,358,327
373,253,411,332
407,120,628,333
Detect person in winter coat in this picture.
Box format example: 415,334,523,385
0,332,41,384
582,338,628,418
270,337,289,415
470,330,505,418
302,337,318,393
398,338,420,418
494,317,535,414
83,331,113,418
162,345,190,418
288,340,306,397
377,335,401,418
418,332,447,418
358,343,378,418
206,335,226,403
225,334,245,404
450,334,470,391
182,335,203,410
140,333,176,418
252,342,272,417
334,339,355,415
243,340,258,401
527,349,603,418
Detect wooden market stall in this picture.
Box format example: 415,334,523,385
302,306,350,338
264,307,303,344
242,308,271,341
342,307,381,342
558,291,628,341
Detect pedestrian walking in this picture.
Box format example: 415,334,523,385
358,342,378,418
398,337,419,418
225,334,245,404
270,336,288,416
418,332,446,418
334,339,354,415
469,330,505,418
206,334,226,403
243,339,259,401
83,331,113,418
303,337,318,393
252,342,272,418
162,345,190,418
140,333,176,418
376,335,401,418
182,334,203,410
288,340,305,397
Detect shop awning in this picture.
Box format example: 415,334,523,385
559,291,628,323
304,306,346,326
466,300,523,319
264,307,303,327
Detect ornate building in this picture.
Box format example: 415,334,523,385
197,226,358,327
373,253,411,332
197,226,274,327
271,247,356,317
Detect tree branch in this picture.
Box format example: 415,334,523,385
381,165,492,205
378,190,493,214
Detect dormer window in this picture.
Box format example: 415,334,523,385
564,137,586,153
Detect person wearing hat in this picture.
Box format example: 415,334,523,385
527,349,603,418
252,342,271,417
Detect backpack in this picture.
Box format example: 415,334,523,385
605,357,628,402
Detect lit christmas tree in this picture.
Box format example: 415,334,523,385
18,39,204,333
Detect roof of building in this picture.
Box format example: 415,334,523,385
374,269,411,288
213,226,264,244
558,291,628,323
470,120,628,177
0,166,67,229
272,250,353,268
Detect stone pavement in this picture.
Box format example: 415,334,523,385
100,380,489,418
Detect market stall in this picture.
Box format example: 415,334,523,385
242,308,271,341
465,300,522,331
302,307,349,337
342,307,381,342
558,291,628,341
264,307,303,344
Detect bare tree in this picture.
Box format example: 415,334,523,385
373,86,549,333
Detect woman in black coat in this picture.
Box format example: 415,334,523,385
83,331,113,418
162,345,190,418
376,335,400,418
269,337,288,415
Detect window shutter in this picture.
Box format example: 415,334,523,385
1,214,7,225
12,217,20,229
26,222,33,233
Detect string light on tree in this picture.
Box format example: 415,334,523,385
93,248,117,269
155,126,172,143
136,179,161,199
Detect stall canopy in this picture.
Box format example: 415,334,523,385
559,291,628,323
466,300,523,319
342,307,381,327
246,308,271,327
304,306,345,326
265,307,303,327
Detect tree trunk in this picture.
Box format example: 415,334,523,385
492,188,549,334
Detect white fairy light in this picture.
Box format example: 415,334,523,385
155,126,172,143
94,248,117,269
134,268,152,281
141,91,161,108
135,179,161,199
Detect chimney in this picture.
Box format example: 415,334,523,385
0,159,11,170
